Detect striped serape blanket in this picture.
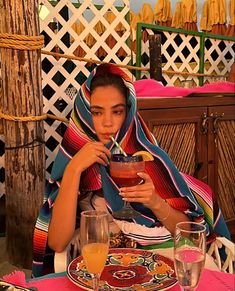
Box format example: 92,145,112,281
32,64,230,277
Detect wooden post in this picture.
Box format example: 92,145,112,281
149,34,162,82
0,0,45,268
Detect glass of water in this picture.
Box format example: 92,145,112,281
174,222,206,291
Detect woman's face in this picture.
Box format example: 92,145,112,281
90,85,126,144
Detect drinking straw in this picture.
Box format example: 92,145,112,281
110,136,127,157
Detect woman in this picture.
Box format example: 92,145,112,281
32,63,230,277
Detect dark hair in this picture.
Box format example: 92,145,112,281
90,72,128,98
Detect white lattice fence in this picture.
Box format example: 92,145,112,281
203,38,235,83
136,25,235,87
137,29,201,87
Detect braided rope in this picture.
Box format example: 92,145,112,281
41,50,148,72
41,50,226,78
0,112,68,123
0,33,44,50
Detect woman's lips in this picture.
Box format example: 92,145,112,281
102,133,114,140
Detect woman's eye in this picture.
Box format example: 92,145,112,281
91,111,101,116
113,110,124,115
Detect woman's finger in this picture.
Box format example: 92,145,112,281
120,182,153,193
93,144,111,159
137,172,151,181
96,151,109,165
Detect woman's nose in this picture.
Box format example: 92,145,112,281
102,113,112,127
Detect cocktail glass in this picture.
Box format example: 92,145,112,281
109,154,145,219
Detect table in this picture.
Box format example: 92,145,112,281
1,268,234,291
1,248,234,291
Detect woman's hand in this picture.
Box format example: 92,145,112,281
48,141,111,252
68,141,111,173
119,172,190,235
119,172,162,210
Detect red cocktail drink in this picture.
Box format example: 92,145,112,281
110,154,145,187
110,166,144,188
110,172,143,187
110,154,145,219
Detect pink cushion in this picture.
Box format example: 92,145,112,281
134,79,235,98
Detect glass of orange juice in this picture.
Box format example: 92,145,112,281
80,210,109,291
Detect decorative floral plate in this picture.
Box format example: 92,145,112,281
67,248,177,290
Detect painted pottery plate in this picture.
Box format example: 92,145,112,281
67,248,177,290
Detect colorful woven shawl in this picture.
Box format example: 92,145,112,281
32,64,230,277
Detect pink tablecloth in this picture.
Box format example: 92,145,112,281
1,268,235,291
134,79,235,98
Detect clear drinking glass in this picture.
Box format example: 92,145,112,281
174,222,206,291
80,210,109,291
109,154,145,219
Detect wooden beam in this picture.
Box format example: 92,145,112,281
0,0,45,268
149,34,162,82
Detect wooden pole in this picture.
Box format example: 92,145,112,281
0,0,45,268
149,34,162,82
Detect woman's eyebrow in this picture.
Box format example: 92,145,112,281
90,105,103,110
90,104,126,110
111,104,126,109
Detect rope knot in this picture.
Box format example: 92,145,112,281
0,33,44,50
